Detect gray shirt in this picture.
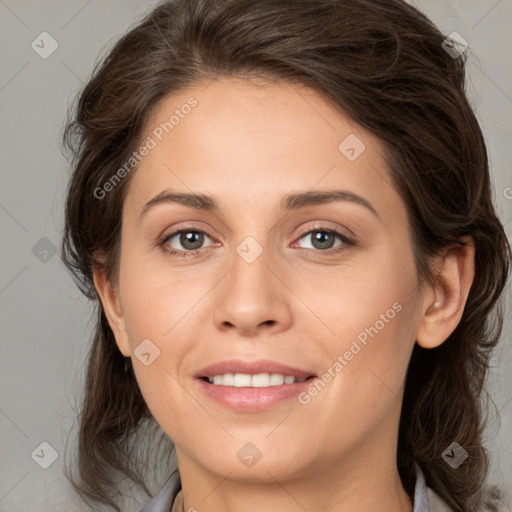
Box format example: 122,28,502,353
139,463,455,511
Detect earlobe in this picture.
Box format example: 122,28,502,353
92,264,132,357
416,236,475,349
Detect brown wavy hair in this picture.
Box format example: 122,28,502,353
60,0,511,510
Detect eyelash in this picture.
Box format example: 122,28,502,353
157,226,355,258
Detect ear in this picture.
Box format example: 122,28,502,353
92,264,131,357
416,236,475,349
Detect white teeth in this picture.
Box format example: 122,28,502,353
206,373,307,387
233,374,252,387
250,373,269,387
269,373,284,385
222,373,234,386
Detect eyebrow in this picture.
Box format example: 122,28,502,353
139,188,380,220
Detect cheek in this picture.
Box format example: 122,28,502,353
118,246,211,345
307,247,419,407
116,251,226,426
119,280,197,398
295,297,417,461
303,243,417,349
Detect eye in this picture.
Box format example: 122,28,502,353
294,228,354,253
160,229,214,256
158,226,355,258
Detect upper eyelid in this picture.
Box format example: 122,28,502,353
162,224,349,239
293,222,354,239
162,228,215,246
163,218,353,237
291,227,353,249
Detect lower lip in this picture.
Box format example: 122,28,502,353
194,377,316,412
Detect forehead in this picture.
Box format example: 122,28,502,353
123,77,399,221
141,76,373,160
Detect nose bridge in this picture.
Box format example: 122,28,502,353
212,233,292,333
229,234,275,304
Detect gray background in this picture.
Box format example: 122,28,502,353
0,0,511,510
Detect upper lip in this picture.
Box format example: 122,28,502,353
194,359,317,379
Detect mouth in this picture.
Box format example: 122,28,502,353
193,359,317,411
194,358,317,386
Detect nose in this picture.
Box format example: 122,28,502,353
212,243,293,337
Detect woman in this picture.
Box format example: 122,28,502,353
60,0,511,511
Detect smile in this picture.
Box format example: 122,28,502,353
193,358,317,411
204,373,308,386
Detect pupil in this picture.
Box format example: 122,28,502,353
181,231,203,250
312,231,334,250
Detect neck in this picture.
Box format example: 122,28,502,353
176,444,413,512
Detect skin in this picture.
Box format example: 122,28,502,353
93,77,475,512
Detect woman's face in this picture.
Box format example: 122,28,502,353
99,77,429,483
